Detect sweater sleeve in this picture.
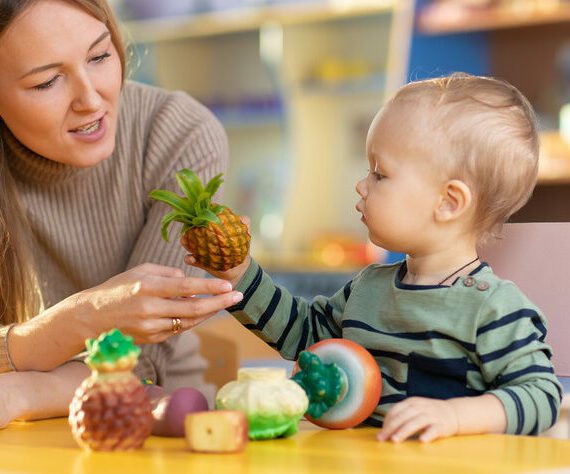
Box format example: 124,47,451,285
227,259,351,360
476,282,563,435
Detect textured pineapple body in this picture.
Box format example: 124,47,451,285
69,371,153,451
181,206,250,271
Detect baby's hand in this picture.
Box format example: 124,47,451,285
377,397,459,443
183,215,251,288
184,253,250,289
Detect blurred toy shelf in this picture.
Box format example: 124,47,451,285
122,1,396,42
417,1,570,35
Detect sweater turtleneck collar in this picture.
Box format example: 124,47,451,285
1,124,92,185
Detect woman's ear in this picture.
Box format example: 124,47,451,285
435,179,473,223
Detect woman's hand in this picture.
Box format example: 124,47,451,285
73,263,243,344
8,263,242,371
377,397,459,443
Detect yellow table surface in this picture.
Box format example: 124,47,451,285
1,418,570,474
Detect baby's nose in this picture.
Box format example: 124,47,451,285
355,178,367,197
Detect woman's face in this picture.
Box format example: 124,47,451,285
0,0,122,167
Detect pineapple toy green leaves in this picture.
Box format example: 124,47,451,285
85,328,140,372
149,169,250,272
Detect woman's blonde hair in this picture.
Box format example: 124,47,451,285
390,73,539,242
0,0,126,325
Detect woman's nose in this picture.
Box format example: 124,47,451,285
71,74,102,113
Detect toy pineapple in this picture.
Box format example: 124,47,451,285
149,169,250,271
68,329,153,451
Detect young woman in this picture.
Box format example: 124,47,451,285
0,0,242,427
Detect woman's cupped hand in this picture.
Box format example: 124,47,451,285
72,263,243,344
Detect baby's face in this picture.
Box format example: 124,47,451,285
355,103,446,253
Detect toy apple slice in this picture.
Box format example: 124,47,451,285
292,339,382,429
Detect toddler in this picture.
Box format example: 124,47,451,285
190,73,562,442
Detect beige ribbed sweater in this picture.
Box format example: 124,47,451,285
0,81,228,397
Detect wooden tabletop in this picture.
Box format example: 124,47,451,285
1,418,570,473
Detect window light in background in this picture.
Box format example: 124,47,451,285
560,103,570,145
260,212,284,243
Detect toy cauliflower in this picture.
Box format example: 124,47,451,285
68,329,153,451
216,368,308,440
149,169,250,271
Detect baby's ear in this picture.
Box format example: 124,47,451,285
434,179,473,223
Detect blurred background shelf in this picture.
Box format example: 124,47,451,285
118,0,415,270
418,1,570,35
122,1,397,42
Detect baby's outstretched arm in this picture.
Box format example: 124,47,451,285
378,394,506,442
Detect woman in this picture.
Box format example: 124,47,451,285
0,0,242,427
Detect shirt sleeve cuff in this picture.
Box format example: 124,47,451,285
226,258,262,313
488,389,522,434
0,324,16,373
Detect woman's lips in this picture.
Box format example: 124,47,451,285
69,115,107,143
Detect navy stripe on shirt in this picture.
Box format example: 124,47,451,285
322,303,342,337
503,388,525,434
275,302,299,351
312,306,341,339
256,287,282,331
227,266,263,312
343,280,352,301
477,308,544,338
381,373,407,392
343,319,476,352
479,333,538,363
547,393,558,428
368,348,409,364
496,365,554,385
310,308,321,343
294,318,309,360
381,394,407,404
363,416,383,427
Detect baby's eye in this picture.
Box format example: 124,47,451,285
368,169,384,180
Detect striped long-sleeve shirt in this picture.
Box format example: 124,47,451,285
228,259,563,435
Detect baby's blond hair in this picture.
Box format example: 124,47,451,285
390,73,539,241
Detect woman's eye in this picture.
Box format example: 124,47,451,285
90,52,111,63
33,75,60,90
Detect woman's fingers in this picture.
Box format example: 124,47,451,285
132,315,214,344
130,262,186,278
133,274,235,299
163,292,243,319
